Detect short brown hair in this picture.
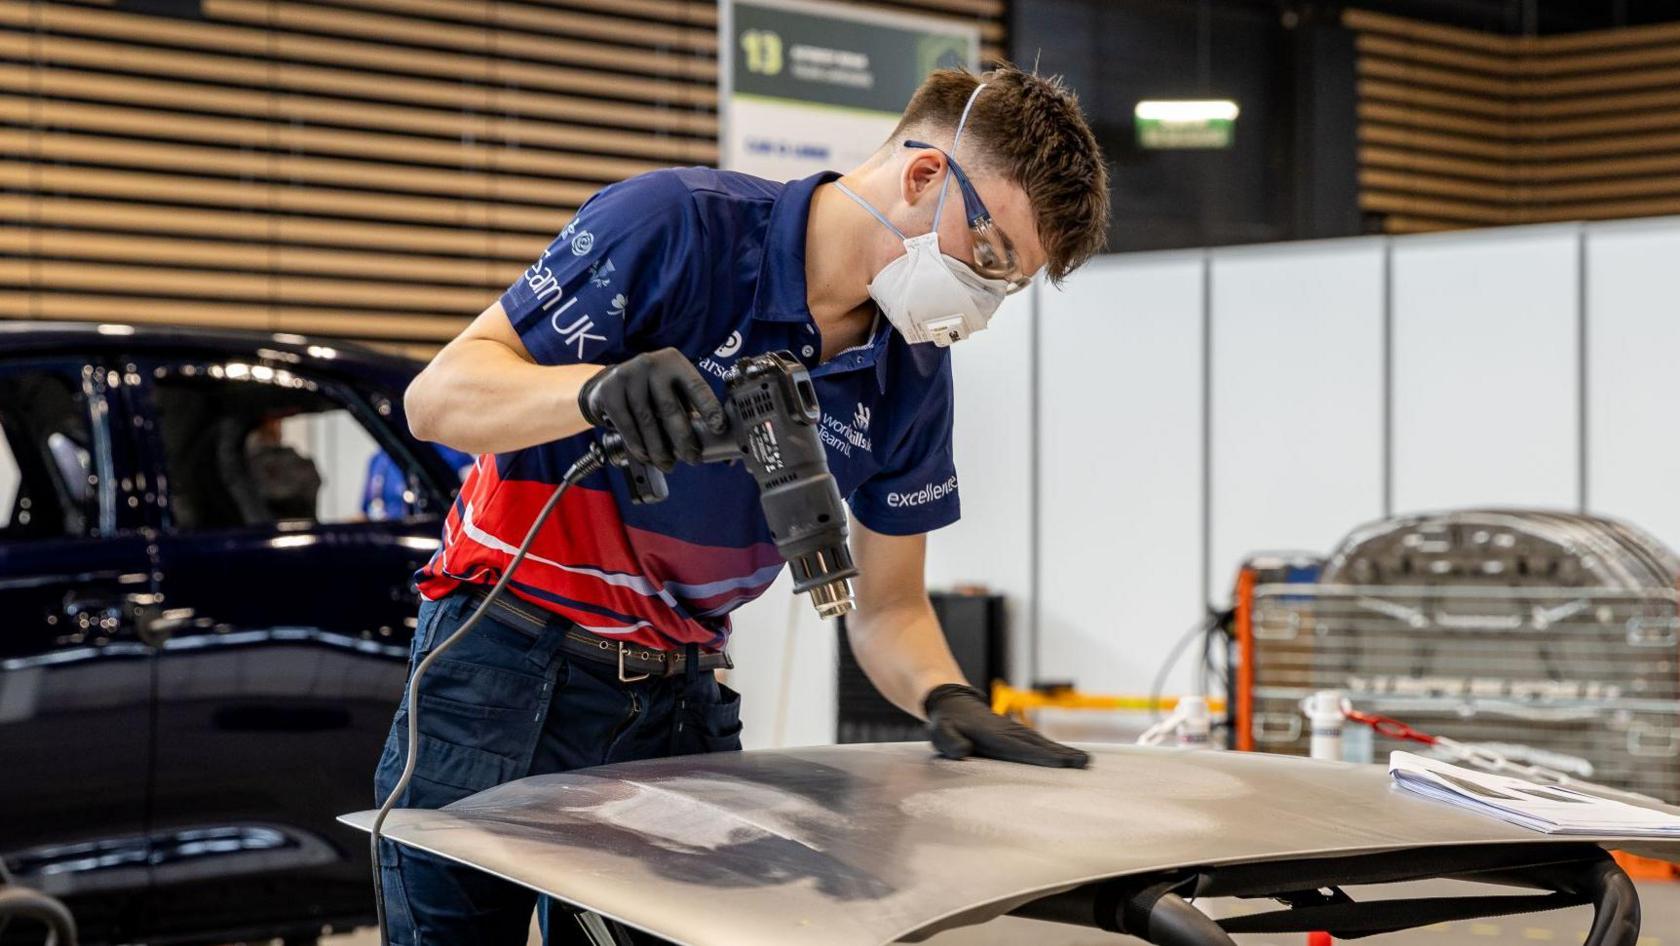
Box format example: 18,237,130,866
890,64,1109,282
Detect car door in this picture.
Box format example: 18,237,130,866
131,353,449,939
0,356,157,943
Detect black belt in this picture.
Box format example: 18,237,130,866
459,586,732,683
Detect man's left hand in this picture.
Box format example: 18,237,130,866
924,684,1090,768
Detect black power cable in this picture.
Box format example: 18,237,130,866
370,445,607,946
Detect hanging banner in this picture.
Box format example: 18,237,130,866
720,0,980,180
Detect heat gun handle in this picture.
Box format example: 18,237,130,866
693,418,743,465
605,420,738,505
597,431,671,504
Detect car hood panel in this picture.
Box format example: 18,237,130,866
342,743,1680,946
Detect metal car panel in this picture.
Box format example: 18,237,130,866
343,743,1680,946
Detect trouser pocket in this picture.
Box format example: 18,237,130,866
408,660,546,795
375,592,559,805
675,677,743,755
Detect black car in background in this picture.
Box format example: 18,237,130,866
0,323,459,945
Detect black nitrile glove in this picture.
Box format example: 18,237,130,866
924,683,1090,768
578,348,727,471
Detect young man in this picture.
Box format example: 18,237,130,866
379,64,1109,944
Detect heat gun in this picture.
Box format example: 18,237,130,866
593,350,859,618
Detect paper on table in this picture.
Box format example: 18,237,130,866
1388,751,1680,838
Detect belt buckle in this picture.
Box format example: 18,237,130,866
617,642,651,684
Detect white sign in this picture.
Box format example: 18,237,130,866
720,0,980,179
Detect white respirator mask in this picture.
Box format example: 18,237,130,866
835,84,1022,347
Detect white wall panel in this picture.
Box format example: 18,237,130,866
727,571,837,750
734,217,1628,748
1391,226,1580,513
925,291,1036,682
1584,217,1680,556
1038,253,1205,695
1209,240,1386,600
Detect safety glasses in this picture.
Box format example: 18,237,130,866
904,139,1034,294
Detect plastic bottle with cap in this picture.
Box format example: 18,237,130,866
1302,690,1346,762
1176,695,1211,748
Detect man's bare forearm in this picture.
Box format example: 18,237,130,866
846,596,968,720
405,303,602,454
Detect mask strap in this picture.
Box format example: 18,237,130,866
834,180,907,240
932,81,988,229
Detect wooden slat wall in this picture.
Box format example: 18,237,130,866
1,0,1006,359
1350,8,1680,233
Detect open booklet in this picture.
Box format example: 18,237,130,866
1389,751,1680,837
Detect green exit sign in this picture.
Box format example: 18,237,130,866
1135,100,1239,150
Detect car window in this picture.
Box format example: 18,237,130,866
0,369,98,540
150,363,435,531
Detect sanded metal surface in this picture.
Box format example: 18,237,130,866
341,744,1680,946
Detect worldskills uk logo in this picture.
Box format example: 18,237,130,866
819,401,872,457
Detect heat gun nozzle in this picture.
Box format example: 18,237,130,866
787,544,858,618
806,578,855,619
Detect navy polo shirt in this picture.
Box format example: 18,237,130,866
417,168,960,649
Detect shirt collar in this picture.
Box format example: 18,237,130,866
809,312,893,393
750,170,839,324
823,314,951,395
754,170,943,394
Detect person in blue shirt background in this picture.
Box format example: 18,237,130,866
361,444,472,520
382,64,1111,945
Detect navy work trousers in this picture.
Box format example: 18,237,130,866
373,590,743,946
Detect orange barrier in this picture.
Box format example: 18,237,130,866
989,681,1226,723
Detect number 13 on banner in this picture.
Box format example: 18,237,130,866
740,29,784,75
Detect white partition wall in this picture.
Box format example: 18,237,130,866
1038,253,1206,695
727,571,837,751
925,291,1037,682
1584,217,1680,555
1390,226,1581,513
1209,240,1386,601
729,214,1680,748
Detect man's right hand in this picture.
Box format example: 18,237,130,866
578,348,728,471
925,683,1090,768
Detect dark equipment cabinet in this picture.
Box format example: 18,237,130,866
836,590,1008,743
